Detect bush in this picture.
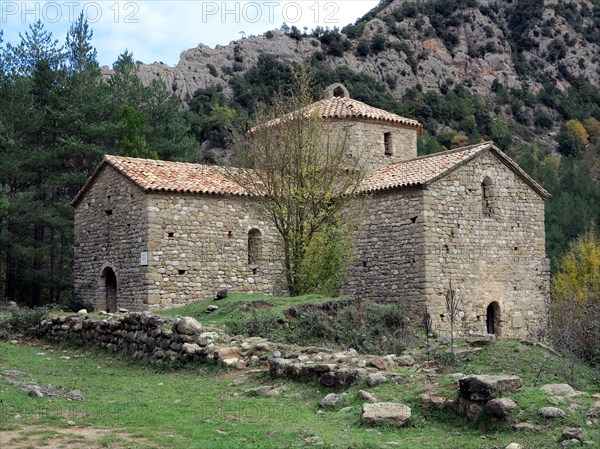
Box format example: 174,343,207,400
206,63,218,77
534,109,553,129
63,297,95,313
298,224,355,296
370,34,387,54
547,39,567,62
227,299,411,355
551,228,600,366
551,299,600,367
0,306,51,339
356,40,370,57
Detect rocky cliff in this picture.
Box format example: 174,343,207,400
125,0,599,107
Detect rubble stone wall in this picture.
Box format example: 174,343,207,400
422,150,550,338
38,314,222,365
342,187,427,318
324,120,418,171
73,165,149,311
145,193,283,306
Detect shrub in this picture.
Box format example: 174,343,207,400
370,34,387,54
0,306,51,339
547,39,567,62
327,39,346,57
206,64,218,77
63,297,95,313
227,299,411,355
356,40,370,57
534,109,553,129
551,299,600,367
551,228,600,366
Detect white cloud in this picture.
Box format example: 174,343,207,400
1,1,377,66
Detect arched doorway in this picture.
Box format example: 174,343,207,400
102,267,117,313
486,302,501,335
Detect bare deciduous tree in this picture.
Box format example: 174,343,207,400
445,280,461,356
230,70,369,296
422,307,433,364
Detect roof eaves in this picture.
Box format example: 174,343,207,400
358,180,425,195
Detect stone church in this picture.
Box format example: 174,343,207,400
72,84,550,338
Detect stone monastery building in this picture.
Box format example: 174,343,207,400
73,84,550,338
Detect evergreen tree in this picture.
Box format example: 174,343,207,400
0,22,198,305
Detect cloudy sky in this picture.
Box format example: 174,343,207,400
1,1,378,66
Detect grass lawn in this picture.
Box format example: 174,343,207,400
156,293,340,325
1,336,598,449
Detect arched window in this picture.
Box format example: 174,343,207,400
248,228,262,265
481,177,493,217
333,85,345,97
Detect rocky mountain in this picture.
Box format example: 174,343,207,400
129,0,599,115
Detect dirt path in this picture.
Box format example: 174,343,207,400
0,424,157,448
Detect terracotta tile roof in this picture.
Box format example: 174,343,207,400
359,142,550,198
359,143,489,193
310,97,421,126
255,97,421,131
72,142,549,206
72,156,253,205
103,155,251,196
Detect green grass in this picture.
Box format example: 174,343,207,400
1,340,599,449
452,340,599,389
157,293,339,325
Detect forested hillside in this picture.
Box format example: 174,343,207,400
1,0,600,306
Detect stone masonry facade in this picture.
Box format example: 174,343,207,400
325,120,418,171
342,150,549,338
144,193,281,306
422,151,549,338
74,165,148,311
73,85,549,338
74,166,282,310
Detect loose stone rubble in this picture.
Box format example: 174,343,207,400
448,374,523,420
37,312,418,383
361,402,412,428
540,384,577,397
0,371,83,401
485,397,519,417
539,406,566,419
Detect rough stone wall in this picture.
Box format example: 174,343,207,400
38,313,228,366
323,120,418,171
145,193,282,306
342,188,427,316
75,169,283,310
422,150,550,338
74,165,149,311
38,312,406,386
